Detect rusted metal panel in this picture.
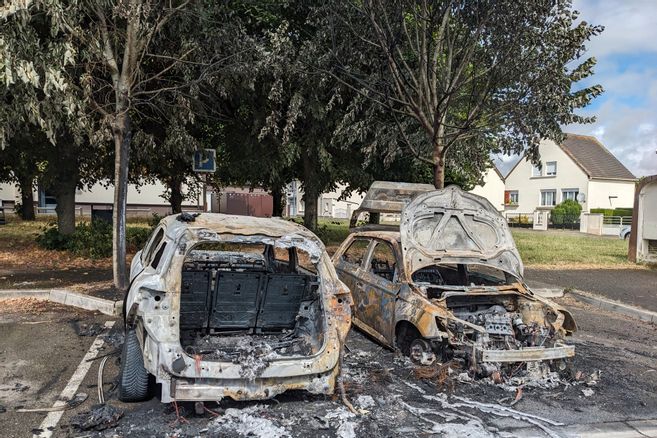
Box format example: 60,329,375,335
220,192,273,217
349,181,434,227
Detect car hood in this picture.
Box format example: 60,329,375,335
400,185,523,279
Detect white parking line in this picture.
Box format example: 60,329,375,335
34,320,116,438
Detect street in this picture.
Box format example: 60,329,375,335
1,294,656,438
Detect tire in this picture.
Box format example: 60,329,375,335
118,328,151,402
395,322,421,357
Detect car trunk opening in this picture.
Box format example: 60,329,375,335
179,241,325,362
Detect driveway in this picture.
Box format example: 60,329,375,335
525,268,657,312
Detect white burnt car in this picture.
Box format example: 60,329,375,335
333,183,577,377
119,213,352,403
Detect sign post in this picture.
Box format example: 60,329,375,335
193,149,217,212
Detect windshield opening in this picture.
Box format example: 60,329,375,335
412,263,516,288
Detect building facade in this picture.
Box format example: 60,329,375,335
503,134,636,215
470,167,506,211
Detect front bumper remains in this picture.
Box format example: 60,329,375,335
478,344,575,363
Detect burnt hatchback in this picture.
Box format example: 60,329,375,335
120,213,351,403
333,183,576,377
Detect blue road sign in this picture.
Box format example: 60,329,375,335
193,149,216,173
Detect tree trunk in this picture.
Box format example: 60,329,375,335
169,178,183,214
54,180,77,235
17,175,35,220
271,185,285,217
303,190,318,232
112,113,131,291
433,140,446,189
302,151,318,231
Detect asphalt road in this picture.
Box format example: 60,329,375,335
526,268,657,313
0,295,656,438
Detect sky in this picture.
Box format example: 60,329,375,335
497,0,657,177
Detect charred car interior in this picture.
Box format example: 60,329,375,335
334,182,576,380
179,243,324,361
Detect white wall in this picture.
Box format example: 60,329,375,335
0,178,202,209
587,179,635,210
470,167,505,211
503,139,590,214
288,181,365,219
0,182,18,203
76,180,202,206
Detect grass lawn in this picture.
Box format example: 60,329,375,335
316,219,634,268
0,216,637,271
511,228,632,268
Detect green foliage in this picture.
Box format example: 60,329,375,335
35,223,71,251
551,199,582,225
148,213,165,228
590,208,633,217
36,221,153,259
314,222,351,247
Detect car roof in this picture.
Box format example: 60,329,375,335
348,230,401,243
159,213,323,245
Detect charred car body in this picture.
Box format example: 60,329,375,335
334,182,576,376
120,213,352,403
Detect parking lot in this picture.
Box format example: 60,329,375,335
1,294,656,438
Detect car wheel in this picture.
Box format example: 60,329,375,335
624,233,629,240
118,328,151,402
396,323,436,365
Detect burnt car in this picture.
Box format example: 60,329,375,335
120,213,352,403
333,182,576,376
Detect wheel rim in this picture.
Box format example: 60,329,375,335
409,338,436,365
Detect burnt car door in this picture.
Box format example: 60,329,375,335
359,240,400,343
335,237,372,320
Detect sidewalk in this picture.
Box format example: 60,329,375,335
525,267,657,313
508,418,657,437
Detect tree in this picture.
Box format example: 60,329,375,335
0,127,45,221
2,1,241,290
328,0,604,188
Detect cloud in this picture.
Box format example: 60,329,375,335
565,0,657,177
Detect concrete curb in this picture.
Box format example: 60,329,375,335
509,418,657,437
570,290,657,324
0,288,122,317
531,287,564,298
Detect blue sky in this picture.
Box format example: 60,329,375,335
497,0,657,177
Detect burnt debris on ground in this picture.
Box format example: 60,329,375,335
70,325,626,438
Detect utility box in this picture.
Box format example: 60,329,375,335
532,210,549,231
629,175,657,263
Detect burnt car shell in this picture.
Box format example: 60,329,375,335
333,183,576,375
124,213,352,403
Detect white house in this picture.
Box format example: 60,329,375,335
470,166,505,211
0,179,204,216
503,134,637,215
286,181,365,219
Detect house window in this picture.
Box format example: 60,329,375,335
562,189,579,202
531,165,542,177
505,190,519,205
545,161,557,176
540,190,556,207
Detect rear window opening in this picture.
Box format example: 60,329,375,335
179,241,324,361
412,263,515,297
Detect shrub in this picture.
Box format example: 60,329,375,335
37,221,154,259
127,227,151,252
36,223,71,250
551,199,582,225
66,221,113,259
